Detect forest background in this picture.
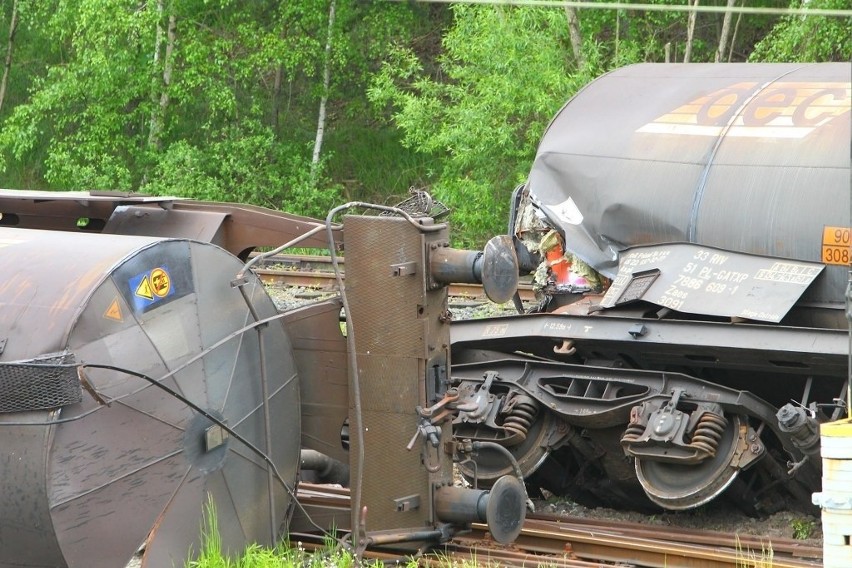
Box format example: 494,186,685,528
0,0,848,248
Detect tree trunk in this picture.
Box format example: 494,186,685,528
564,6,584,68
148,3,176,151
715,0,736,62
727,1,744,62
684,0,699,63
273,63,283,132
615,5,621,64
0,0,20,115
311,0,336,182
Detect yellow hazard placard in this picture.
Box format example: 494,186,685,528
129,265,176,312
103,297,124,322
822,226,851,266
135,276,154,300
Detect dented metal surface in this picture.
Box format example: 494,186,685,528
0,228,300,568
0,188,341,258
600,243,824,322
524,62,850,309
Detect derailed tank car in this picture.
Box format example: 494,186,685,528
450,63,851,513
0,191,527,567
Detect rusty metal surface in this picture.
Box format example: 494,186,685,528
343,215,454,534
449,311,840,511
451,313,849,380
0,188,340,257
527,63,851,308
294,485,821,567
459,522,821,568
281,299,350,464
0,228,300,568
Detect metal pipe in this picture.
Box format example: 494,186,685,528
299,449,350,485
258,326,276,544
365,530,444,546
434,486,488,523
429,247,483,284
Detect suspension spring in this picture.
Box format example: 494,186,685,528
690,411,727,457
621,405,647,444
620,421,645,444
502,395,538,444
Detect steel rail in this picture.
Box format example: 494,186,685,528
294,484,822,567
463,523,820,568
527,512,822,559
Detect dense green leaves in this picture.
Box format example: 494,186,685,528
0,2,848,246
750,0,852,62
369,5,593,247
0,0,420,219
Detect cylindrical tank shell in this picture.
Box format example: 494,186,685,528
0,228,300,568
527,63,851,308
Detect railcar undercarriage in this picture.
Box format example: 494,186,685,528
449,311,847,514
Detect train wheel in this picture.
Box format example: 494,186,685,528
634,414,746,510
457,409,562,486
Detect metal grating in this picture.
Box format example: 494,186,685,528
381,188,450,220
0,352,81,412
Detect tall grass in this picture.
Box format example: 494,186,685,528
185,497,404,568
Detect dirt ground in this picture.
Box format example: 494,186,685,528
532,493,823,545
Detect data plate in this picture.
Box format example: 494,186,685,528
601,243,824,323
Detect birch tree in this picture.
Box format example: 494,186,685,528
715,0,737,62
684,0,699,63
311,0,336,183
147,1,176,151
564,6,584,68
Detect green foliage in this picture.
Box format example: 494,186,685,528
369,5,592,247
187,498,401,568
0,0,423,218
750,0,852,62
791,517,815,540
0,0,158,189
0,1,849,241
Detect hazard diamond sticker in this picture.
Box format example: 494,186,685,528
103,297,124,322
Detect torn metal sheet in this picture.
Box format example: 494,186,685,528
600,243,824,322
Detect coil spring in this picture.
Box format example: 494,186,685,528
690,411,727,457
502,396,538,444
620,421,645,444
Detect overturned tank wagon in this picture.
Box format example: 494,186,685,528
0,190,528,566
450,63,852,514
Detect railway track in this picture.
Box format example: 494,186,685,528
253,253,537,302
294,483,822,567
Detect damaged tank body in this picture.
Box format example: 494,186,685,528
527,62,850,322
0,228,301,568
450,63,851,514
